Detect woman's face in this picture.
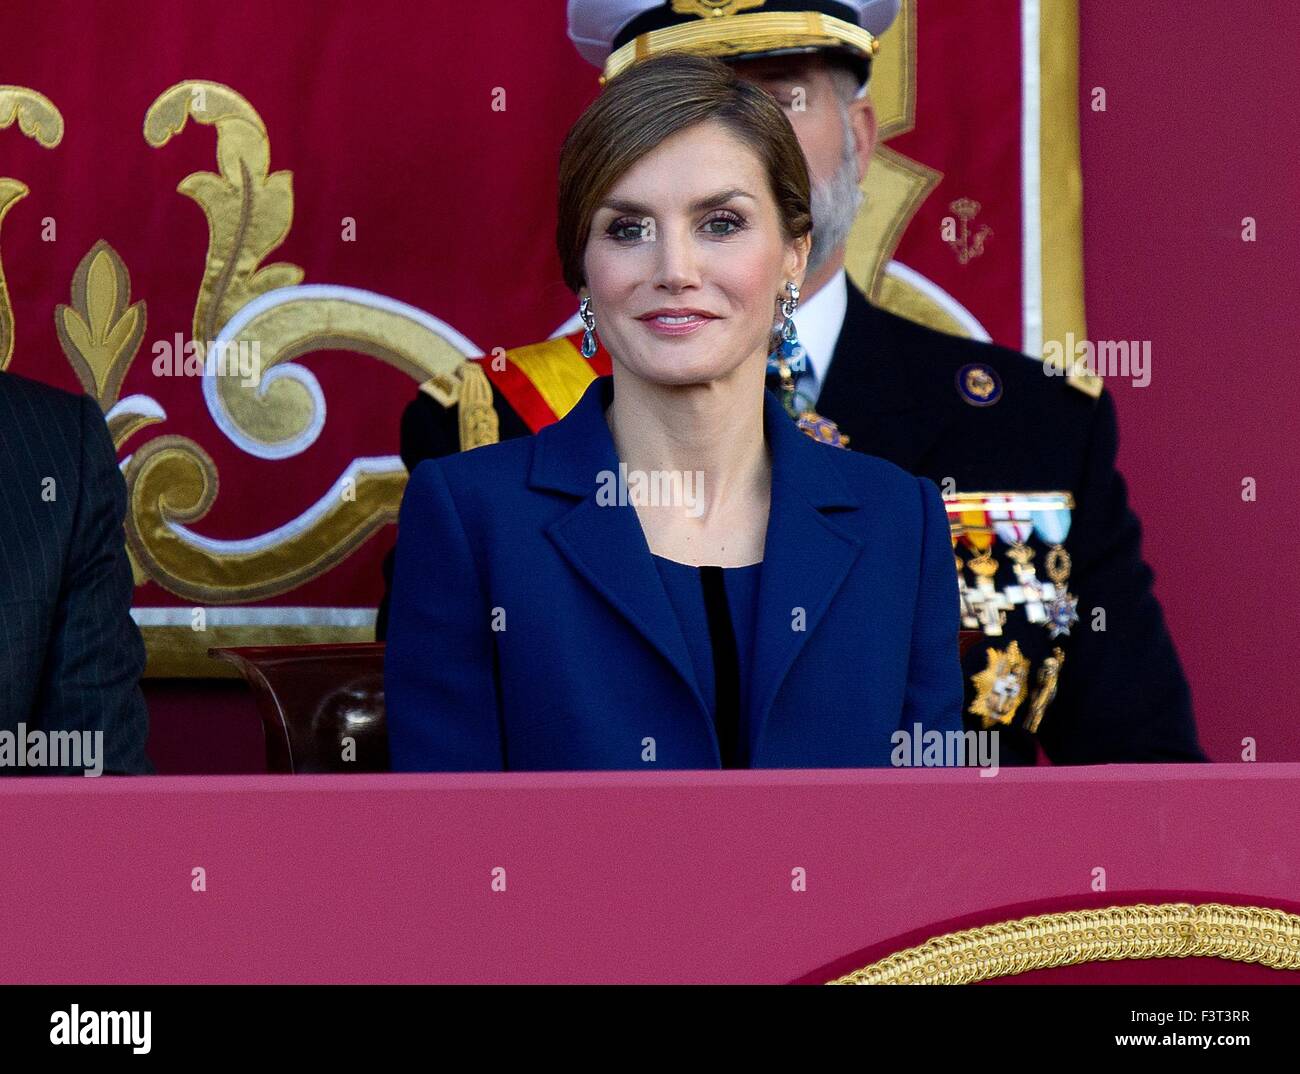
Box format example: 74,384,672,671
582,120,810,388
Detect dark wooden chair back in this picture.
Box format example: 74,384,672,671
209,643,388,773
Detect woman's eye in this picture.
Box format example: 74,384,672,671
607,218,648,242
703,212,745,236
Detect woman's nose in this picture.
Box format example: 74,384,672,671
650,227,702,292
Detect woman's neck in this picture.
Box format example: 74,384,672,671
604,361,771,565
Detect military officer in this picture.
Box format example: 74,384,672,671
377,0,1204,766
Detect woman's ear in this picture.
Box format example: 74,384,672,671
785,232,812,290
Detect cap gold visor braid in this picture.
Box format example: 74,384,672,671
601,11,879,83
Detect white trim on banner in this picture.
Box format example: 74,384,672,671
1021,0,1043,357
132,607,378,627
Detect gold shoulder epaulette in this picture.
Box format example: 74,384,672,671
416,361,499,451
455,360,498,451
1066,367,1103,399
417,369,461,408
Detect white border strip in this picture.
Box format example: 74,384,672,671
162,455,404,556
1021,0,1043,357
132,607,378,627
207,284,484,461
884,261,991,341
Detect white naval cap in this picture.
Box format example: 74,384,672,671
568,0,901,85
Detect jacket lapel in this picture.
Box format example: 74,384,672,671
747,389,865,760
533,379,712,724
531,376,874,765
814,283,958,472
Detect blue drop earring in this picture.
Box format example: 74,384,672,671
767,281,807,417
769,280,851,449
579,295,598,359
767,281,807,378
777,281,805,370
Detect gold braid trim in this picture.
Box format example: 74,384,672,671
603,12,879,82
456,360,499,451
828,903,1300,984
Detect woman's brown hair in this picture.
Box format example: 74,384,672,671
556,52,813,295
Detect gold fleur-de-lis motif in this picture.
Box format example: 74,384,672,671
55,240,147,413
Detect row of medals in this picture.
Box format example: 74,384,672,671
957,529,1076,733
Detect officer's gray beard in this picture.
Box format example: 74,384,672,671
807,107,865,279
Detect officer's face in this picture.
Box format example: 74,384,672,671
729,54,866,189
582,119,809,387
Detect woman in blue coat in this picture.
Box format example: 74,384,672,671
385,54,963,770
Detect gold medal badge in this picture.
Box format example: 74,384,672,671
968,641,1030,728
1024,647,1065,733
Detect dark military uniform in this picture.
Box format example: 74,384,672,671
378,282,1204,766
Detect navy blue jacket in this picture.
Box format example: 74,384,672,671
384,375,963,771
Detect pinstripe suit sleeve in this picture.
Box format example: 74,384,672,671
32,395,151,775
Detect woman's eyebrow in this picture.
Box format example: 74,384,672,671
689,188,757,211
598,188,757,215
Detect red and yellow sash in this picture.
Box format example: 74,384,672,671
480,331,613,432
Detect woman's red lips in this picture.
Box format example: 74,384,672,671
637,308,717,319
637,309,719,337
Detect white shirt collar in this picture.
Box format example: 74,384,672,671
792,267,848,392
